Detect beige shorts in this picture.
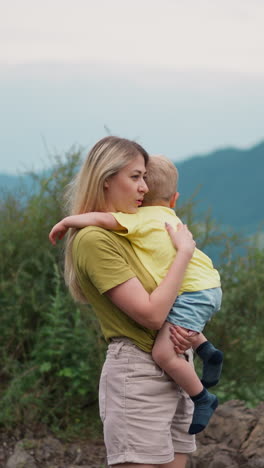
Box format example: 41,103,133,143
99,338,196,466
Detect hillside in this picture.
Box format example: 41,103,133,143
0,173,22,191
0,172,34,193
177,141,264,234
1,140,264,234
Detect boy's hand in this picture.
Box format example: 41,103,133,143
165,222,195,258
49,221,68,245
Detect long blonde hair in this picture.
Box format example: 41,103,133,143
64,136,149,303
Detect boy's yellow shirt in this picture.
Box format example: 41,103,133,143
113,206,220,295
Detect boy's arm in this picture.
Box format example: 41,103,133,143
49,212,123,245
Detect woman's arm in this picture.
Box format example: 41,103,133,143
106,223,195,330
49,212,123,245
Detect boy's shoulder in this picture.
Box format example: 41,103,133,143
139,205,176,216
138,205,179,222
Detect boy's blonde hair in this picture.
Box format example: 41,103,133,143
143,155,178,205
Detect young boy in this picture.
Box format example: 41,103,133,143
49,155,223,435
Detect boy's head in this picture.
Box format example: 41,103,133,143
143,155,179,208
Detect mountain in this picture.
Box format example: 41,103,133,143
1,141,264,234
0,173,36,197
176,141,264,234
0,173,23,191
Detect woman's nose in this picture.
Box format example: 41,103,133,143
140,179,149,193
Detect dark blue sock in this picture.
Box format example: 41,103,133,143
189,388,218,435
196,341,223,388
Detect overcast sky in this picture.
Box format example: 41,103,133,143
1,0,264,173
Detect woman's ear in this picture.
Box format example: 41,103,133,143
104,179,109,189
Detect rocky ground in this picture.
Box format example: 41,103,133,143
0,429,106,468
188,400,264,468
1,400,264,468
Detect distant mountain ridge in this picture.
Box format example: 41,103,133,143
0,173,22,191
1,141,264,234
0,172,34,194
176,141,264,234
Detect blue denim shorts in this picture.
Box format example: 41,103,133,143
166,287,222,333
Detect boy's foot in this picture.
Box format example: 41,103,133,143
196,341,223,388
189,388,218,435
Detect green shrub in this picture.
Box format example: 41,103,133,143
0,150,105,431
0,149,263,435
204,246,264,406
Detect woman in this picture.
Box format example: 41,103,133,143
64,136,196,468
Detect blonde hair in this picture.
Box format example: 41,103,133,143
64,136,149,302
143,155,178,205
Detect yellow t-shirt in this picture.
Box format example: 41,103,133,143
72,226,157,353
113,206,220,295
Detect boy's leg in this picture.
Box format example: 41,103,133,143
152,322,203,396
152,322,218,434
191,333,224,388
167,288,224,388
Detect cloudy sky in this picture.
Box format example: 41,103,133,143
1,0,264,173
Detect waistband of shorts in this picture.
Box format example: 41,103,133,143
108,337,193,362
108,337,153,359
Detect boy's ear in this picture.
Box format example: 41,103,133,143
169,192,179,208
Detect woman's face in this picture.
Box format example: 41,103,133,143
104,153,149,213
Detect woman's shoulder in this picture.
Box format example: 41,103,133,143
73,226,126,260
74,226,117,246
72,226,137,292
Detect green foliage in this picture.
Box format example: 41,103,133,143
0,149,106,432
204,246,264,406
0,148,264,436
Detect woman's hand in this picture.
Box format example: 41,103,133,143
165,223,195,258
49,221,68,245
169,325,197,354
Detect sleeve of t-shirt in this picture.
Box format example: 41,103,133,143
73,227,136,294
111,212,140,240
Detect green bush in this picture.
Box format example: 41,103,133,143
204,246,264,406
0,149,263,435
0,150,106,432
